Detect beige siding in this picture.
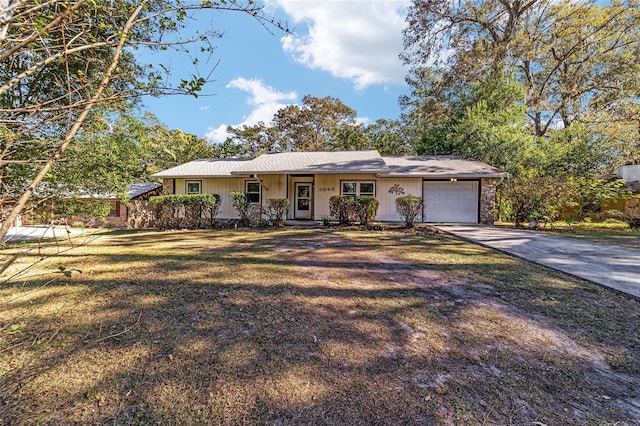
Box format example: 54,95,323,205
175,178,245,218
314,174,377,219
377,178,423,222
258,174,287,201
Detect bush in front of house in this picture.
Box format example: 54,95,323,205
230,191,263,227
395,195,424,228
149,194,221,229
265,198,290,227
329,195,379,225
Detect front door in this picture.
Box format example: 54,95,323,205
295,183,312,219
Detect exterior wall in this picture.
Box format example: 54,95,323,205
162,179,175,195
377,178,423,221
479,178,498,225
258,174,287,202
174,177,245,219
313,173,378,220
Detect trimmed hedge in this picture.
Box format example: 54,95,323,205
329,195,379,225
149,194,221,229
395,195,424,227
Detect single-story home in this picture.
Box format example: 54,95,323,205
18,182,163,227
151,151,505,224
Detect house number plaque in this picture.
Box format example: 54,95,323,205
318,187,336,192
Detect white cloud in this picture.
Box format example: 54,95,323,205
204,78,298,143
272,0,410,90
199,105,211,111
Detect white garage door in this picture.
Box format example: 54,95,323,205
423,181,479,223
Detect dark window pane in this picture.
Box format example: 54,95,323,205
297,199,310,210
246,182,260,193
342,182,356,194
186,182,200,194
360,183,374,194
247,193,260,203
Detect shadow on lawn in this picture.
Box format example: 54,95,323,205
1,229,639,424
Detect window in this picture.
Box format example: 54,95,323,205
186,181,201,194
107,200,119,217
341,181,375,197
246,181,261,204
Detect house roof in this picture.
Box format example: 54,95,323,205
128,182,162,199
381,156,505,178
150,158,252,178
231,151,388,175
151,151,504,179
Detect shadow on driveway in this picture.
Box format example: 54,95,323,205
435,224,640,299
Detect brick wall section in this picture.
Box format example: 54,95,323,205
480,178,498,225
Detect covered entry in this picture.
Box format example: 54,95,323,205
423,180,479,223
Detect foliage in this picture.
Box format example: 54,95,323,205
230,191,262,227
395,195,424,228
329,196,356,226
565,177,633,221
499,176,568,227
0,0,286,240
356,196,380,226
265,198,290,227
271,95,360,151
402,0,640,139
30,198,112,225
149,194,221,229
328,196,378,226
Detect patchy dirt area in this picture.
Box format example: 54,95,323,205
1,227,639,425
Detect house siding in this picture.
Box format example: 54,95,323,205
314,173,378,220
377,178,423,221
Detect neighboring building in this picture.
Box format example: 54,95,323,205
19,182,163,227
605,165,640,218
152,151,505,224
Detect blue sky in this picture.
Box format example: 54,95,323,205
140,0,411,144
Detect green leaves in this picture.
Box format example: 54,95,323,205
6,323,26,335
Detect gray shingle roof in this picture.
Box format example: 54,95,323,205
231,151,388,174
150,158,252,178
381,156,505,178
128,182,162,199
150,152,504,178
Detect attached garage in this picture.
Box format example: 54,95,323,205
423,180,479,223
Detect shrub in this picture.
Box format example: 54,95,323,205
149,194,221,229
395,195,424,228
329,196,354,225
329,196,379,225
265,198,290,227
230,191,263,227
71,221,85,228
354,196,379,225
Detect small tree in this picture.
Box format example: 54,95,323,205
355,196,379,225
230,191,262,227
499,176,565,227
265,198,290,227
396,195,424,227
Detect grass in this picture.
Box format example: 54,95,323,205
496,220,640,249
1,227,639,425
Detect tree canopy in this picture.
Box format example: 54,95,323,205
0,0,285,238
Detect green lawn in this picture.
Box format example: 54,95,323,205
497,221,640,249
1,227,639,424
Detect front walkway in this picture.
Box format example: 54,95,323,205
435,224,640,299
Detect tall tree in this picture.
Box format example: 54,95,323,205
271,95,360,152
0,0,285,239
402,0,640,141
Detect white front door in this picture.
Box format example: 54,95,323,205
423,181,479,223
294,183,312,219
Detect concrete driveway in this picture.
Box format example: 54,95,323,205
435,224,640,299
2,226,94,243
